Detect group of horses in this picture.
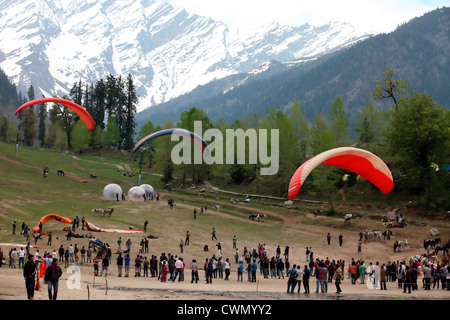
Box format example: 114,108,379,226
91,207,114,216
361,229,392,242
424,238,450,256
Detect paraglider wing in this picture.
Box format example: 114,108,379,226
288,147,393,200
15,98,95,131
133,128,209,156
32,214,73,234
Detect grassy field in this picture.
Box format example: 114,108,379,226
1,141,449,271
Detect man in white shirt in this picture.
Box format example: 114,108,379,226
372,261,381,289
34,250,40,265
224,258,230,280
18,248,25,268
172,257,184,282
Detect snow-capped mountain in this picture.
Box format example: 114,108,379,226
0,0,370,112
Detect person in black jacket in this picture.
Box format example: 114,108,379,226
302,265,310,294
44,258,63,300
23,254,37,300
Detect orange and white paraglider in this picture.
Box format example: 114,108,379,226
32,214,73,234
15,98,95,131
288,147,393,200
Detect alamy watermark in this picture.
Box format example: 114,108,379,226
170,121,279,176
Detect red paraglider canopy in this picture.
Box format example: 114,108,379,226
15,98,95,131
288,147,393,200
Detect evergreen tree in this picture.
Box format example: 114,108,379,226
71,119,92,152
123,74,137,150
37,96,47,147
20,86,37,146
328,96,349,146
354,102,386,144
93,79,106,129
103,116,121,148
49,95,77,149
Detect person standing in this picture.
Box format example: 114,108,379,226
335,265,343,294
23,254,37,300
423,264,431,290
143,257,149,277
12,221,16,235
338,233,343,246
117,237,122,251
193,208,197,220
190,259,199,283
287,264,298,293
124,254,130,277
296,265,303,293
251,259,258,282
93,254,100,276
117,253,123,277
211,227,217,241
179,240,184,253
303,265,310,294
327,233,331,245
144,220,148,233
359,261,366,284
185,231,190,246
237,261,244,282
224,258,230,280
206,259,213,284
380,264,387,290
44,258,62,300
172,257,184,282
18,247,25,268
403,266,412,293
233,236,237,249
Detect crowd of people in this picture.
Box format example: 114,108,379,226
2,222,450,300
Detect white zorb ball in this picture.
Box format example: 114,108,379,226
128,186,146,202
103,184,123,201
140,184,155,200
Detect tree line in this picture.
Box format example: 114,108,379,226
0,67,448,210
137,67,448,211
0,73,137,151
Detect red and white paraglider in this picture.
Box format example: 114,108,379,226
288,147,393,200
15,98,95,131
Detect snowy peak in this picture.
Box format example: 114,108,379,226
0,0,370,111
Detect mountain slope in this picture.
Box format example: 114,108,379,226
136,7,450,127
0,0,369,111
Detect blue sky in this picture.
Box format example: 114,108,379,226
163,0,448,33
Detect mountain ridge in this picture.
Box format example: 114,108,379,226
0,0,370,112
136,6,450,129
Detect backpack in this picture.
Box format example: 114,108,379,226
319,268,324,280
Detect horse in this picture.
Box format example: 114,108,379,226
214,204,220,211
249,214,266,222
424,238,441,250
435,241,449,256
57,170,65,176
104,207,114,216
91,208,104,216
397,240,408,252
344,213,352,224
90,173,98,178
363,229,381,242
